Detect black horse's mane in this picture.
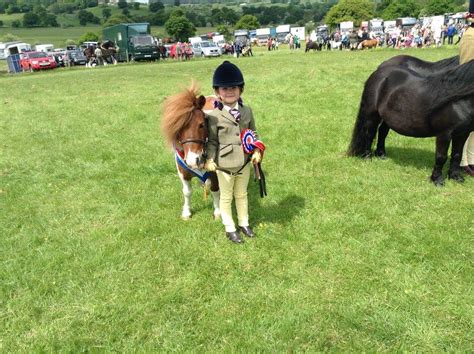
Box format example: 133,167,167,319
378,55,459,74
428,59,474,111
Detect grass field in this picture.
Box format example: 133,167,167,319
1,46,473,351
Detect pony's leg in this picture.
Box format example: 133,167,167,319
209,173,220,220
431,133,451,186
375,121,390,159
179,173,193,220
448,131,469,182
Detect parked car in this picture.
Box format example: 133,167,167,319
66,49,87,66
191,41,221,58
19,51,57,72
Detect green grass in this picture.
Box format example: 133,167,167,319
1,46,473,351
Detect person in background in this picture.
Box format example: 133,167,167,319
204,61,265,244
459,3,474,176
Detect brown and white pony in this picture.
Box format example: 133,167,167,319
358,38,378,50
161,84,220,220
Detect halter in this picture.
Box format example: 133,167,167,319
177,108,208,147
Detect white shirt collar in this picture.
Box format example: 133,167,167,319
223,102,239,112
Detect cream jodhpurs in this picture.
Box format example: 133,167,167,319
461,132,474,166
216,164,251,232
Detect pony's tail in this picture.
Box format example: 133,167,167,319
348,93,371,157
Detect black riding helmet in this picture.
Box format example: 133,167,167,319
212,61,245,88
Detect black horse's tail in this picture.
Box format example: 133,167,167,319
348,90,372,157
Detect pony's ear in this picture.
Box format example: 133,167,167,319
197,95,206,110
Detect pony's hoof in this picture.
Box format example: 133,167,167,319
431,177,445,187
181,215,192,221
213,213,221,221
449,173,464,183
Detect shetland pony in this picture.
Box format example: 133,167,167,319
358,39,378,50
348,59,474,185
371,55,460,160
162,84,220,219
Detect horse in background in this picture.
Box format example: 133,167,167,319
305,40,322,52
358,38,378,50
161,83,220,220
348,59,474,186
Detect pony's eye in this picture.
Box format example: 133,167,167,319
199,123,205,129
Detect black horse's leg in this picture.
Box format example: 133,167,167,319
431,133,451,186
375,121,390,159
363,113,381,158
448,131,469,182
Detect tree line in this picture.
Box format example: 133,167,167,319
0,0,468,35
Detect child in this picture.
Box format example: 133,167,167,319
204,61,264,244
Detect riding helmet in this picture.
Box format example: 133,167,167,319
212,61,245,88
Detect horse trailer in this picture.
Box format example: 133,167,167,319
103,23,159,62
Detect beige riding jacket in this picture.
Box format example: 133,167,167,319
207,105,258,170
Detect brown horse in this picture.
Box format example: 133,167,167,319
161,83,220,220
358,39,378,50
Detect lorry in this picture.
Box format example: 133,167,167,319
396,17,417,30
369,18,384,36
276,24,291,43
234,29,249,46
339,21,354,35
290,26,306,42
384,20,397,34
256,28,271,45
103,22,159,62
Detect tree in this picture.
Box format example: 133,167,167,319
235,14,259,30
41,13,59,27
78,31,99,44
216,24,231,40
102,7,111,20
12,20,21,28
133,2,140,10
117,0,128,9
324,0,374,27
77,9,100,26
149,1,164,13
0,20,3,27
164,14,195,42
381,0,420,19
104,14,131,27
23,12,40,27
423,0,454,16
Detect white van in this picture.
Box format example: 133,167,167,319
35,44,54,53
192,40,221,58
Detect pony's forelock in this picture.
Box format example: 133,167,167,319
161,82,202,147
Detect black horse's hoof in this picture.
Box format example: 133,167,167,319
448,173,465,183
375,151,386,159
431,175,445,186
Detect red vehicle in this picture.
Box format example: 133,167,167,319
20,51,57,72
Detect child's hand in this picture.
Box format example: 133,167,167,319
204,159,217,172
251,149,262,164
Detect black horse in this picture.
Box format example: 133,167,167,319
370,55,460,160
305,40,322,52
348,58,474,185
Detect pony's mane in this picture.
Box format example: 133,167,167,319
161,82,201,147
431,55,459,70
378,55,459,74
429,59,474,110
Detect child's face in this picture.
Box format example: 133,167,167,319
215,86,241,106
